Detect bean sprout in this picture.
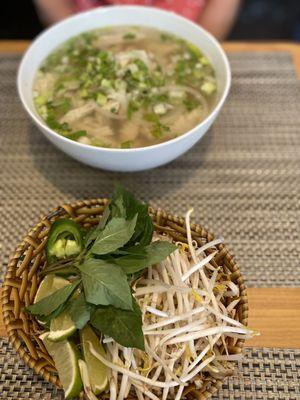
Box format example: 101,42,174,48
93,209,253,399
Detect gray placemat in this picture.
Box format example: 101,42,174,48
1,338,299,400
1,52,300,287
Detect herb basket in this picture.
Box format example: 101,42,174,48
2,199,248,400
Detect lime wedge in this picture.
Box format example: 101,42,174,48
48,311,76,342
78,359,98,400
34,275,70,325
34,274,70,303
40,332,82,399
80,325,108,394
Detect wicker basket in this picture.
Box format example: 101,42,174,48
2,199,248,400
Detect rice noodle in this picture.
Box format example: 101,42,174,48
96,105,127,120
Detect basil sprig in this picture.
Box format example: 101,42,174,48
27,186,177,350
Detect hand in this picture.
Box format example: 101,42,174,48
34,0,76,25
199,0,241,40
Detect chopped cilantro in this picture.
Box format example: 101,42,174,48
127,100,139,119
133,59,148,73
183,97,200,111
123,32,136,40
160,33,173,42
47,98,71,115
144,113,170,138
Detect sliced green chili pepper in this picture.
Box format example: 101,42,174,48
46,219,84,265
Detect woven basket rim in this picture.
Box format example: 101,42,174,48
2,198,248,400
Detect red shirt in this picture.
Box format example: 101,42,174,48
75,0,206,22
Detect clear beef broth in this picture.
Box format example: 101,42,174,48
34,26,217,148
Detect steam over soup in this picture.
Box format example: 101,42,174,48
34,26,217,148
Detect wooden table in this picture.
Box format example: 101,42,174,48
0,41,300,350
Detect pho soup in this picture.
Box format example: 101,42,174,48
34,26,217,149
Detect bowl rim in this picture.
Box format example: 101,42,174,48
17,5,231,154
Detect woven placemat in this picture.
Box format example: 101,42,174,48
0,52,300,288
1,338,299,400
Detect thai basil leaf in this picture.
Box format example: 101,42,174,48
110,191,126,219
78,258,133,310
110,185,153,246
68,292,91,329
114,241,177,274
98,203,111,230
138,214,153,246
26,280,81,316
36,302,66,326
84,204,111,248
90,300,144,350
90,215,137,255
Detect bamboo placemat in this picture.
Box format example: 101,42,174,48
1,53,300,287
1,338,299,400
1,52,300,398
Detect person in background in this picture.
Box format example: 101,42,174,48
1,2,43,39
229,0,300,41
34,0,241,40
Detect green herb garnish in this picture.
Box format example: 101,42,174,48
144,113,170,138
121,141,133,149
27,280,81,316
46,115,69,132
123,32,136,40
79,258,133,310
183,97,200,111
160,33,173,42
91,300,143,350
27,186,177,350
67,293,92,330
66,130,87,141
127,100,139,119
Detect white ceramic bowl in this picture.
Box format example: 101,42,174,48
18,6,231,172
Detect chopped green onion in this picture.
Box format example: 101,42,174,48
96,93,107,106
80,88,89,98
34,96,47,106
49,98,72,115
144,113,170,138
200,56,210,66
183,97,200,111
160,33,173,42
153,103,168,115
66,130,87,141
187,43,202,58
201,81,216,96
121,141,133,149
90,138,111,148
101,79,112,89
46,115,69,132
193,69,205,79
127,100,139,120
123,32,136,40
133,59,148,73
